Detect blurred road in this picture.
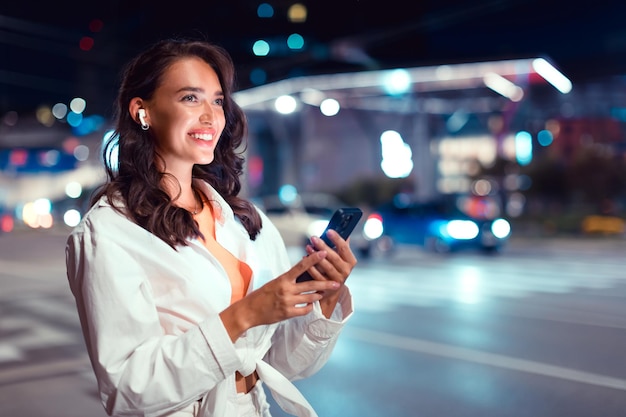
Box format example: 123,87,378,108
1,229,626,417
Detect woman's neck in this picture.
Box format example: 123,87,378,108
161,175,199,213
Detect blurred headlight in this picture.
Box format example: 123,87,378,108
446,220,479,240
491,218,511,239
308,220,329,237
363,214,384,240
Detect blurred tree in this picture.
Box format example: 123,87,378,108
566,146,626,212
521,156,569,207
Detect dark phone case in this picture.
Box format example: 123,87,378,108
296,208,363,283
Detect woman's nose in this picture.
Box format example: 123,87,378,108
200,106,215,124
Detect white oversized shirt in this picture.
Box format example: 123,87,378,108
65,182,353,417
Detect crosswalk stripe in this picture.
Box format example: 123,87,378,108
0,343,24,363
0,355,91,386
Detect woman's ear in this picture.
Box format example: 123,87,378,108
129,98,147,125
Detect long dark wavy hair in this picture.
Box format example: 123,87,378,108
92,38,262,248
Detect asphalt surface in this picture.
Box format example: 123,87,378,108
1,229,626,417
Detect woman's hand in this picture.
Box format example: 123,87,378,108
219,250,341,341
304,229,357,317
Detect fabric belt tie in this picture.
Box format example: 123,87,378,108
255,359,318,417
198,359,318,417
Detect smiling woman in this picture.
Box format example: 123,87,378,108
64,38,358,417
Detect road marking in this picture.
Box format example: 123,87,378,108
348,327,626,391
0,343,23,362
2,316,80,349
0,355,92,386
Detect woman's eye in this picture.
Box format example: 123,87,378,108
214,97,224,106
182,94,198,102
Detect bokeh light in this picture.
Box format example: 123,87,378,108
257,3,274,18
514,131,533,166
70,97,86,114
320,98,340,116
274,95,297,114
65,181,83,198
2,111,18,126
36,106,54,127
73,144,90,161
1,214,14,233
89,19,104,32
287,33,305,50
23,199,53,229
79,36,94,51
253,40,270,56
52,103,68,119
382,69,411,96
64,209,82,227
380,130,413,178
537,129,554,146
278,184,298,204
288,4,307,23
66,111,83,127
250,68,267,85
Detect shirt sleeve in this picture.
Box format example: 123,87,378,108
264,284,354,381
254,206,355,380
65,211,241,417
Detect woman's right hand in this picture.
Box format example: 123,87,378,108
219,250,340,342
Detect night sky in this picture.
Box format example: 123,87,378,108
2,0,625,116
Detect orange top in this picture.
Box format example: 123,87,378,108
194,199,252,304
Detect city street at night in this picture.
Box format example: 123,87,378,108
3,2,626,417
1,229,625,417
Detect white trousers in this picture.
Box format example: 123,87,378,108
182,381,272,417
234,381,272,417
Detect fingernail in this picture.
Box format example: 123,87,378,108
331,281,340,288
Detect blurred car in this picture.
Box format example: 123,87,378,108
256,192,383,258
370,197,511,254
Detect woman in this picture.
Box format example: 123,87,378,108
65,38,356,417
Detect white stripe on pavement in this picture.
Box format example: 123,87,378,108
348,327,626,391
0,356,92,386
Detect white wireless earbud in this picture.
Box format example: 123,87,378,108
138,109,149,130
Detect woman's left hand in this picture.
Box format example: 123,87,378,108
304,229,357,310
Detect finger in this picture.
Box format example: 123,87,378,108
310,257,348,284
312,233,347,260
320,229,344,248
303,244,330,278
322,231,357,265
311,235,352,268
290,303,315,316
310,246,355,285
296,276,341,292
289,250,327,281
293,291,325,305
310,236,333,254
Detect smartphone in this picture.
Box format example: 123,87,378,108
296,207,363,283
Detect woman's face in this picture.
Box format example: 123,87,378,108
145,56,226,176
